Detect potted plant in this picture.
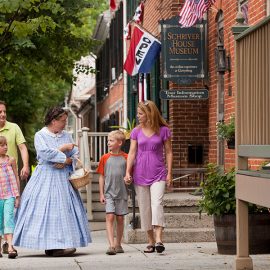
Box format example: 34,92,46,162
216,115,235,149
110,118,136,153
199,163,270,255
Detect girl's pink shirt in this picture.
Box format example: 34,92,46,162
0,156,19,199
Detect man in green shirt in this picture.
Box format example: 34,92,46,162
0,100,29,180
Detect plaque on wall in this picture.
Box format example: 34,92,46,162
160,89,209,100
160,16,207,84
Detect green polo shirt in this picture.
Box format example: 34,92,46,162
0,121,26,163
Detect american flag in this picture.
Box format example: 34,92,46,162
179,0,216,28
133,2,144,23
124,22,131,40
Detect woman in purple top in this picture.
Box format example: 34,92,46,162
125,100,173,254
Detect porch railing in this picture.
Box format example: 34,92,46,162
77,128,109,220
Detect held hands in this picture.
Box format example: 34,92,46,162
124,173,133,185
15,197,20,208
20,165,30,180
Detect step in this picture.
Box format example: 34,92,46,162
92,192,101,201
124,228,215,244
90,221,106,231
125,212,213,229
92,202,106,212
91,172,99,183
128,192,201,205
92,211,106,221
92,182,100,192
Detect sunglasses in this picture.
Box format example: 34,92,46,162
142,100,149,105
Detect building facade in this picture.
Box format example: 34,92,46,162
94,0,270,171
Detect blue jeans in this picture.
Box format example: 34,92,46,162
0,197,15,236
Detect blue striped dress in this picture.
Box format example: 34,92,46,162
13,127,91,250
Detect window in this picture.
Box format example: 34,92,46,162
188,144,203,164
239,0,248,24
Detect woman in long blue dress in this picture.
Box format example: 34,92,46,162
13,107,91,256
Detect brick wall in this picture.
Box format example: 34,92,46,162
207,0,267,170
97,77,124,122
142,0,209,169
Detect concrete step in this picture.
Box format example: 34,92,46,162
124,228,215,244
91,172,99,183
93,202,106,212
126,212,213,229
92,182,100,192
92,192,100,201
90,221,106,231
93,211,106,221
127,197,200,213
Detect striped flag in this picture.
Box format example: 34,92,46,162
179,0,216,28
123,26,161,76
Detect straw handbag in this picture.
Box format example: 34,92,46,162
69,159,90,190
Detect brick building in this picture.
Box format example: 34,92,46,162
94,0,270,171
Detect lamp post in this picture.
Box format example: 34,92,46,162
215,42,227,73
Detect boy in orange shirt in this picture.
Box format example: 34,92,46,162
96,130,128,255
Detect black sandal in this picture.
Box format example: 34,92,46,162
8,250,18,259
155,242,165,253
144,245,155,253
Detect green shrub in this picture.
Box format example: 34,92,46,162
216,115,235,140
199,163,236,216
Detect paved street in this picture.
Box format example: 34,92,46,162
0,230,269,270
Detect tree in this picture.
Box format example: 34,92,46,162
0,0,107,164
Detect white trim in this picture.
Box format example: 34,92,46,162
123,0,128,129
109,99,123,112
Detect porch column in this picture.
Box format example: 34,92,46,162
234,199,253,270
82,127,93,220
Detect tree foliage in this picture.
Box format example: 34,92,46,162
0,0,107,164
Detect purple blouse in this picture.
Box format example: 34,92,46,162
130,126,171,186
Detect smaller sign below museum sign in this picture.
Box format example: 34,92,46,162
160,89,209,100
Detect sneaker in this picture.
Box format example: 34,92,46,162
106,247,116,255
115,246,124,253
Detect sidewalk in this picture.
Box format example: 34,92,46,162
0,230,269,270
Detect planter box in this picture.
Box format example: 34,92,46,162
214,213,270,255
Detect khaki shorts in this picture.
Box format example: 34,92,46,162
105,197,128,216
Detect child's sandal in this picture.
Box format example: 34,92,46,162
144,245,155,253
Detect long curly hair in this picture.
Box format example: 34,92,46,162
137,100,169,134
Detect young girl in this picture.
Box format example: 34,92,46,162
0,136,20,259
